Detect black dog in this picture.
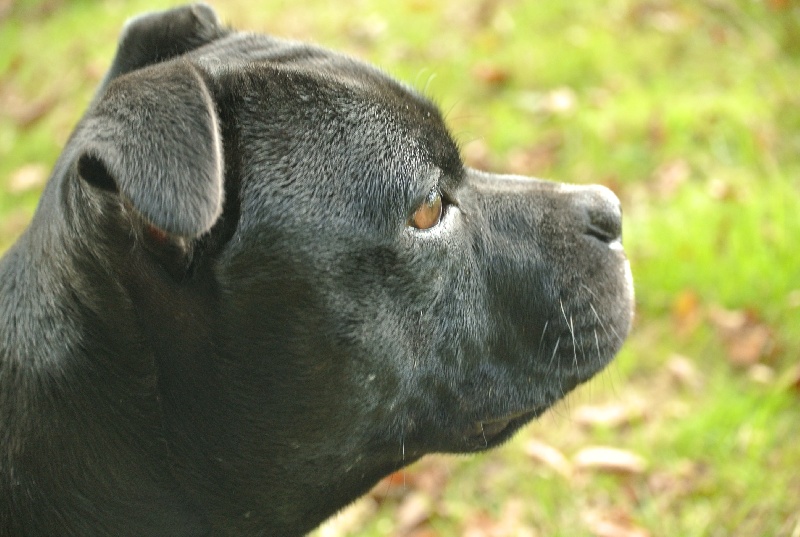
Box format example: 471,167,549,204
0,4,633,536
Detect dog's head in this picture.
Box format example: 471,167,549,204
52,4,633,533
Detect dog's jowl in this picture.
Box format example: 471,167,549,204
0,4,633,536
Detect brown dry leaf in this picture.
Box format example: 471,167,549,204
8,163,48,194
462,512,496,537
462,501,535,537
582,509,650,537
652,159,690,199
708,177,736,201
403,529,438,537
370,459,451,503
507,135,563,175
671,290,701,335
394,491,433,537
472,63,511,87
666,354,703,390
6,96,57,129
647,114,665,148
524,439,573,478
574,403,642,430
369,471,409,501
747,363,776,385
709,306,774,367
767,0,791,9
316,497,377,537
574,447,647,475
0,0,11,21
707,306,747,333
471,0,503,28
462,139,492,171
727,324,772,366
647,460,711,509
408,462,449,499
779,363,800,394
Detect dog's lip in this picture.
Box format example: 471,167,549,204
464,409,542,446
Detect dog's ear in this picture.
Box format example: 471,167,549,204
97,3,227,92
76,60,223,239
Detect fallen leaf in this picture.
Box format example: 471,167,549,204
316,497,377,537
507,135,563,175
524,439,573,478
767,0,791,9
652,159,690,199
779,363,800,394
574,447,647,475
728,324,772,366
747,364,775,385
709,306,774,367
582,509,650,537
647,460,711,507
370,471,409,501
666,354,703,390
671,290,701,335
347,14,388,45
472,63,510,87
462,512,495,537
6,96,57,129
0,0,11,21
462,500,535,537
403,529,438,537
708,177,736,201
574,403,642,430
647,114,666,148
394,491,432,536
8,163,48,194
471,0,502,28
707,306,747,332
462,139,492,171
408,462,449,499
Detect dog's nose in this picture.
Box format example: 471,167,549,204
575,185,622,244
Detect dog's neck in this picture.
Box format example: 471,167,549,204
0,176,215,535
0,172,405,535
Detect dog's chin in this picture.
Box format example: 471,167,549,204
456,408,545,453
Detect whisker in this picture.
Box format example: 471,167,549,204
560,300,578,375
588,302,624,345
537,320,549,361
594,328,601,358
580,283,599,300
547,336,561,374
606,321,622,343
570,314,578,375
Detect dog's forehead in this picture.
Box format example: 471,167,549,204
193,33,429,106
191,32,462,226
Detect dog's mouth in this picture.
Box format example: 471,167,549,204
462,409,543,451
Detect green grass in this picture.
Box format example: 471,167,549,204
2,1,799,535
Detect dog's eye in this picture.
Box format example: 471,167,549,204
409,189,443,230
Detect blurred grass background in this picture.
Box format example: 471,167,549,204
2,1,799,536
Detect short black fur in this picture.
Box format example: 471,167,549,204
0,4,633,536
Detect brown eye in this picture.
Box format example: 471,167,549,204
409,190,443,230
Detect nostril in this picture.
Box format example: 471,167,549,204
577,185,622,244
